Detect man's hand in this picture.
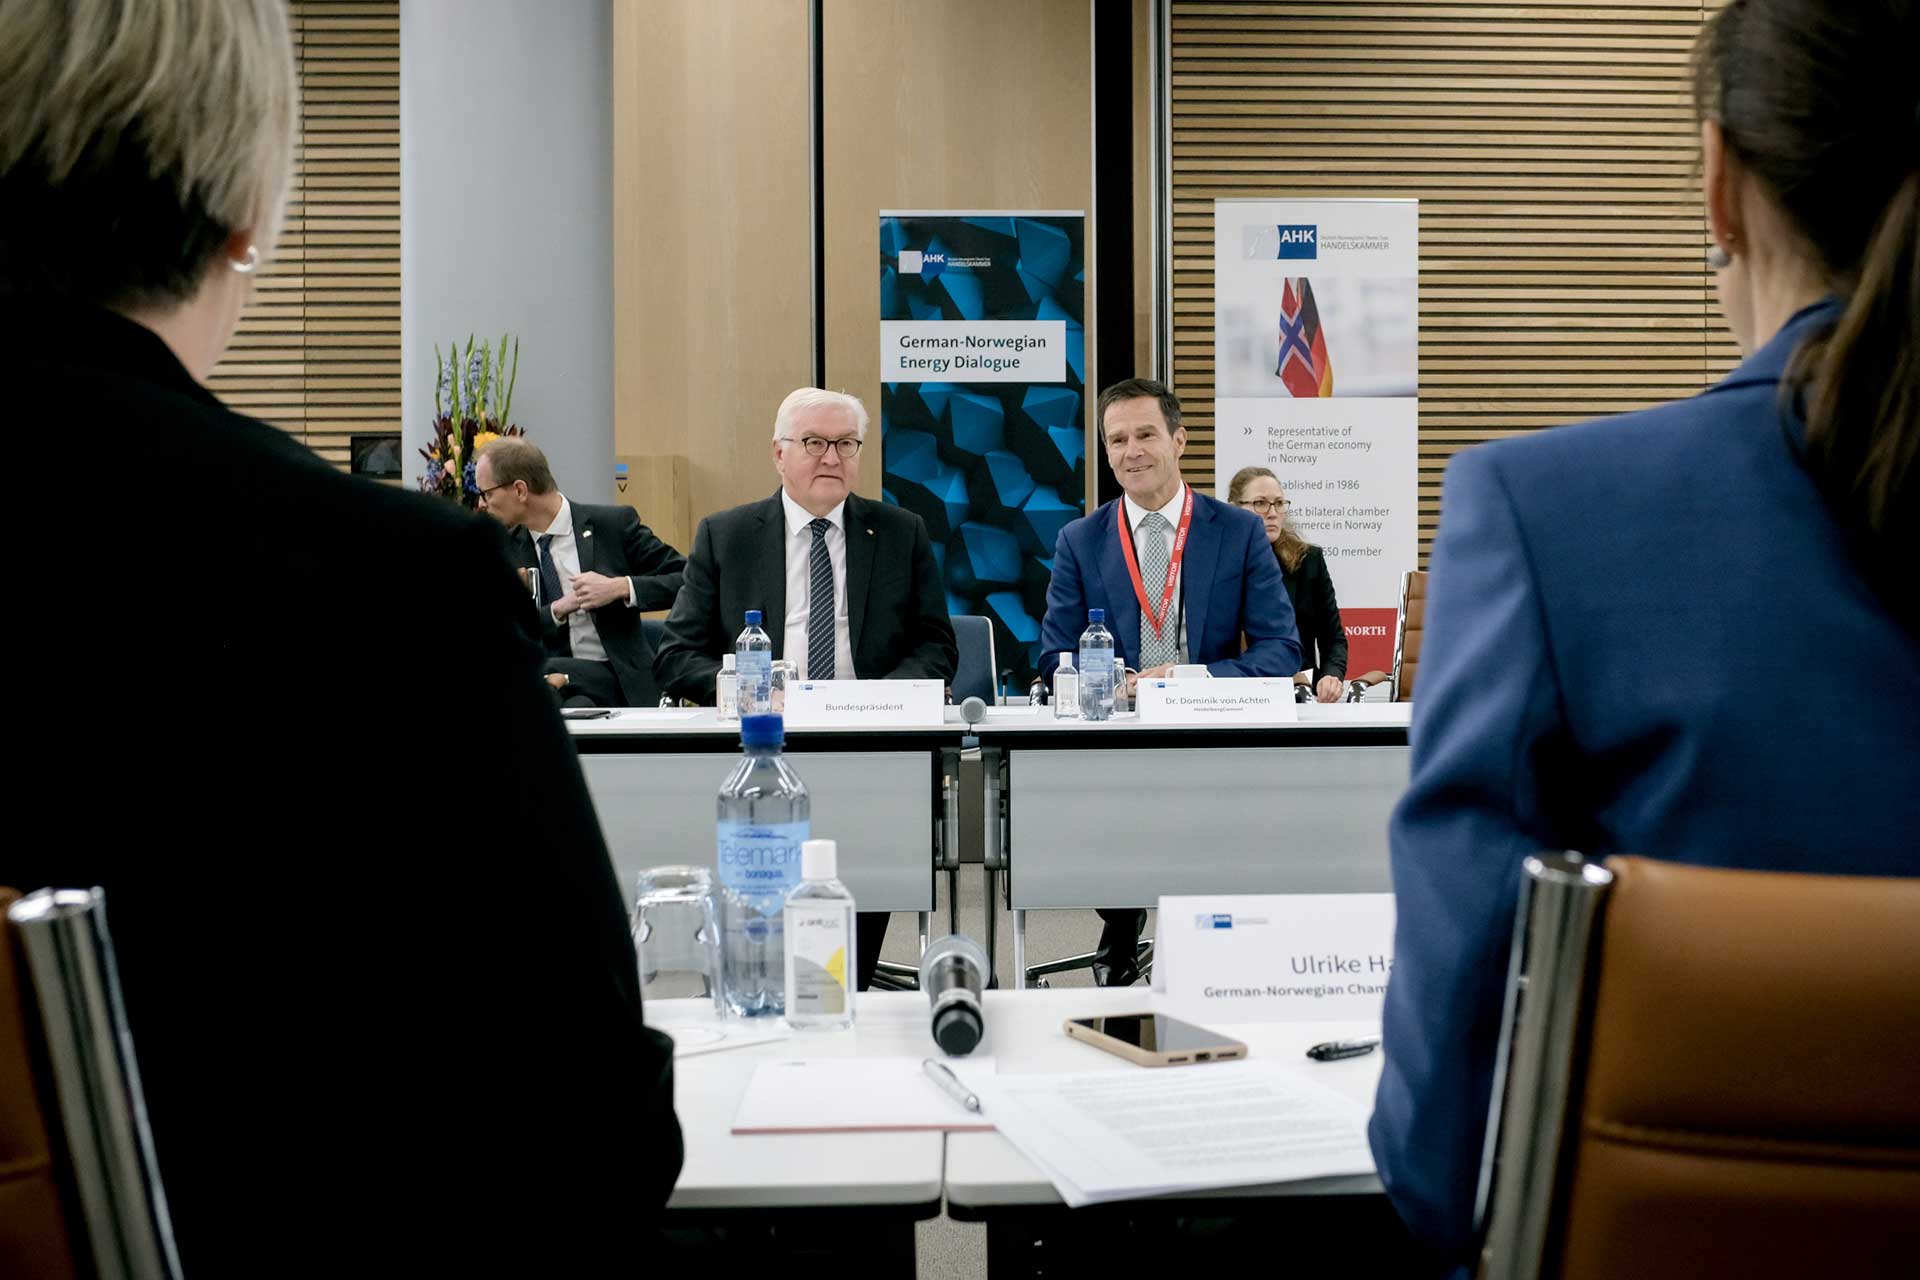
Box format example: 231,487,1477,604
550,593,581,623
1315,676,1346,703
1126,663,1178,696
569,571,629,610
545,672,570,691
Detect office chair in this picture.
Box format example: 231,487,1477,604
1476,855,1920,1280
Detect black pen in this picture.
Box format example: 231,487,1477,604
1305,1037,1380,1062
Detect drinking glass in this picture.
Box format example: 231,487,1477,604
631,866,722,1012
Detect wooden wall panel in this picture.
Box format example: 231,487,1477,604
1166,0,1736,564
822,0,1094,498
610,0,813,523
207,2,400,471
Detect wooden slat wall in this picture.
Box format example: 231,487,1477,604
1168,0,1742,564
207,2,400,471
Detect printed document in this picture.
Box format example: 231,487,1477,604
951,1060,1373,1206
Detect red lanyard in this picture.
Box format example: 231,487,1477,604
1117,486,1193,639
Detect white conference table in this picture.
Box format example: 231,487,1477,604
576,703,1413,976
969,703,1412,983
650,987,1381,1205
569,709,960,918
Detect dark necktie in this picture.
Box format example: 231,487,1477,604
537,533,566,619
807,517,835,680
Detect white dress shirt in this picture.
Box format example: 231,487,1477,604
781,490,856,680
1120,481,1189,664
530,495,634,664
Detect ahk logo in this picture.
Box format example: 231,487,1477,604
1276,225,1317,259
1195,913,1234,930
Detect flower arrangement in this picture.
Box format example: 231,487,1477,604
419,333,523,507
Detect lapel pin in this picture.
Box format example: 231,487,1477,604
582,529,593,537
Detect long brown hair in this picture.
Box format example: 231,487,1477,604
1695,0,1917,589
1227,465,1311,573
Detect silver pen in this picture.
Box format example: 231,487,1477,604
921,1057,982,1113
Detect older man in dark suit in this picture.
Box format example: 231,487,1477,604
476,438,685,708
654,387,957,986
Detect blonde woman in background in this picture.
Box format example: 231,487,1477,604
1229,466,1349,701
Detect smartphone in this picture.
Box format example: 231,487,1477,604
560,707,613,720
1063,1013,1248,1068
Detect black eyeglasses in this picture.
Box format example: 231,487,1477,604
781,435,863,459
477,482,515,502
1236,497,1291,515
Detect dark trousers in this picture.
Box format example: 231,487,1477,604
856,912,888,991
1095,907,1146,985
545,656,625,708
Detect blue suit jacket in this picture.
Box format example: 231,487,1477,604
1369,298,1920,1268
1039,488,1302,679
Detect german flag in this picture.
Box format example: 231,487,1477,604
1277,277,1334,398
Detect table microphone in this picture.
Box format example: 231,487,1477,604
920,933,990,1056
959,696,987,726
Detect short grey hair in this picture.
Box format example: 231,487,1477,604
773,388,869,442
0,0,297,307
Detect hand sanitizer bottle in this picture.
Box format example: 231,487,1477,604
784,839,856,1031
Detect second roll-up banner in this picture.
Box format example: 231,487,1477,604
1213,199,1419,681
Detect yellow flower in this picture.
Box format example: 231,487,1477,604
473,431,500,451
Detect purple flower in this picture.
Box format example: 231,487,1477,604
462,459,480,496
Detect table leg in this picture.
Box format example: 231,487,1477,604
1012,910,1028,990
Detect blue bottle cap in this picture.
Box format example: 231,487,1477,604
740,713,784,747
1089,608,1105,623
745,609,763,626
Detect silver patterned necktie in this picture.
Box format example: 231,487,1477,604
1137,512,1179,668
806,517,836,680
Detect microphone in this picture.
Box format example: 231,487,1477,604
959,695,986,725
920,933,990,1056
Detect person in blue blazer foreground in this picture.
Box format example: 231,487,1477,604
1370,1,1920,1272
1040,377,1303,983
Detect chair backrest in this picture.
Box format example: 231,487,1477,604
950,615,998,705
1478,856,1920,1280
1392,569,1427,701
1,887,80,1280
5,888,181,1280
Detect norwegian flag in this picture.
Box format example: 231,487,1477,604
1276,277,1334,397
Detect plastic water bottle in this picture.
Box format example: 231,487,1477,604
1079,609,1115,721
1052,654,1080,720
736,610,773,715
716,653,739,721
716,714,809,1017
784,838,856,1031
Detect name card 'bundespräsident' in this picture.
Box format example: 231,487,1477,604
1135,677,1298,725
783,679,945,728
1154,893,1396,1022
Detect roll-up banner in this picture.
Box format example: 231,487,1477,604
1212,199,1418,680
880,212,1087,684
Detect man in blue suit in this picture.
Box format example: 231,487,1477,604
1040,377,1302,984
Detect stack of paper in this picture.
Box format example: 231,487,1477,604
948,1060,1375,1207
731,1057,996,1134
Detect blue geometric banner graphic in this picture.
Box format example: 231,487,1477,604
879,212,1086,687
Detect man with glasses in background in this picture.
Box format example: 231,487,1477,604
654,388,956,987
475,437,686,708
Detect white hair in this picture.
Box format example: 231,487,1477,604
773,388,869,442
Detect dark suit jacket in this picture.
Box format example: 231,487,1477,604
1037,490,1302,681
9,302,681,1273
508,502,684,706
653,491,958,703
1369,297,1920,1269
1280,544,1348,684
